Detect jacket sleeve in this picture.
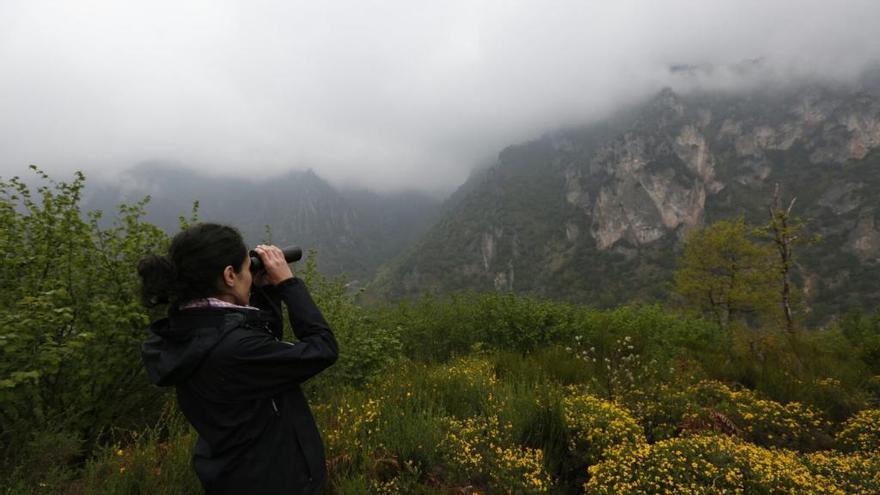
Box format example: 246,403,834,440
249,283,284,339
221,278,338,398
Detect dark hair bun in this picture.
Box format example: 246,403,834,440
136,223,247,310
137,254,177,307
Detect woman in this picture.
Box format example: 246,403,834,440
139,223,338,494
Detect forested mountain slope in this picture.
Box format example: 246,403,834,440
86,165,440,281
374,75,880,320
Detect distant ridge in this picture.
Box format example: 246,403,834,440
85,164,441,281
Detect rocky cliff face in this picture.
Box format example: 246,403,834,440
375,75,880,319
567,86,880,254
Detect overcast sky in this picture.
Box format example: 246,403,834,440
1,1,878,193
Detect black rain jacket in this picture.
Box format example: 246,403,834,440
141,278,338,494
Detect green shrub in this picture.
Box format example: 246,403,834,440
442,414,552,494
837,409,880,453
491,379,569,481
316,363,448,490
526,346,597,386
300,254,404,395
0,168,168,481
585,434,835,495
425,355,497,419
0,430,83,494
838,311,880,375
717,325,871,421
383,292,578,362
80,404,201,495
561,389,644,468
650,380,832,450
802,450,880,495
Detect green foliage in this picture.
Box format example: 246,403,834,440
313,354,643,493
299,251,403,394
75,323,879,494
426,356,497,419
1,169,877,493
80,403,201,495
561,388,644,468
838,311,880,375
585,435,835,495
673,218,777,328
837,409,880,453
675,380,830,451
442,414,552,494
711,325,873,421
380,292,722,375
1,430,83,494
0,167,168,483
378,291,574,362
802,450,880,495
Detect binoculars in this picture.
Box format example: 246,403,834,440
249,246,302,272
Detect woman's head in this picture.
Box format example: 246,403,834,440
138,223,251,308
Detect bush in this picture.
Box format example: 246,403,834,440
717,324,872,421
378,291,591,362
802,450,880,495
561,389,644,468
442,414,552,494
0,168,168,482
645,380,831,450
80,404,201,495
315,362,451,493
838,311,880,375
318,381,445,471
300,254,404,395
425,355,498,419
489,379,569,482
1,430,83,494
584,434,835,495
837,409,880,453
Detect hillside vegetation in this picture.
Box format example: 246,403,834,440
1,169,879,494
374,80,880,324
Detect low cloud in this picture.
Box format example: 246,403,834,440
1,0,878,193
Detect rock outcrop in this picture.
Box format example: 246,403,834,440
376,75,880,320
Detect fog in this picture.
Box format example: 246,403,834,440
1,0,878,193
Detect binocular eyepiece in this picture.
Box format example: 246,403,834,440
249,246,303,272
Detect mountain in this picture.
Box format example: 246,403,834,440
373,73,880,321
85,165,441,281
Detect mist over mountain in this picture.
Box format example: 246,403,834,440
372,71,880,322
4,1,879,192
85,165,440,281
81,67,880,322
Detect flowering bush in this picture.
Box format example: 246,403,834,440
566,334,661,403
316,375,447,479
442,414,552,494
646,380,830,450
836,409,880,453
585,434,839,495
561,389,644,467
426,355,498,418
318,395,384,461
802,450,880,495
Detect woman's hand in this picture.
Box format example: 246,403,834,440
253,244,295,286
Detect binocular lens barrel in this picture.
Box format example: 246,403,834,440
249,246,303,272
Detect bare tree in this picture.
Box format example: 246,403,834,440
767,183,800,335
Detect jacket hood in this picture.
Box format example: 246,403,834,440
142,308,256,386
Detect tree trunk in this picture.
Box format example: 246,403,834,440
769,184,797,335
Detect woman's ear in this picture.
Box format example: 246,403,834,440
222,265,236,287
